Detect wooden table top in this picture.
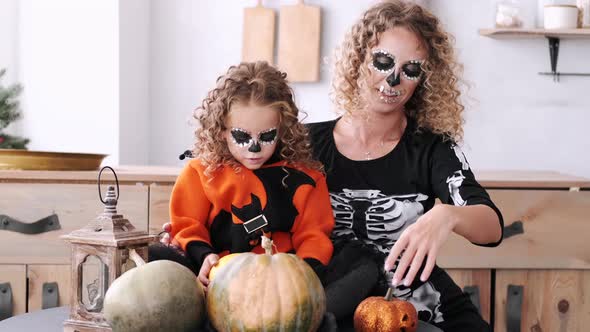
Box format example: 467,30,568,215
1,166,589,188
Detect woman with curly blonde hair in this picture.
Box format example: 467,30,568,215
308,1,502,330
151,61,336,330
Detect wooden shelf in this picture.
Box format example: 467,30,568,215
479,28,590,39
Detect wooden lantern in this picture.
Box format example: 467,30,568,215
61,167,157,332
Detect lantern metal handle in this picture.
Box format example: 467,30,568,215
98,166,120,204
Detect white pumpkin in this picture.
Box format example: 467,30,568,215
104,250,205,332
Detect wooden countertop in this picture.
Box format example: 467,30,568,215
0,165,181,184
1,166,589,188
476,170,590,188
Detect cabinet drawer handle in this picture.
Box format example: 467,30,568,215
0,283,12,321
0,214,61,234
503,221,524,239
463,285,481,314
42,282,59,309
506,284,523,332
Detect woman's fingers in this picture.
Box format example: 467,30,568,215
403,247,427,287
420,248,437,282
384,235,408,272
392,243,416,287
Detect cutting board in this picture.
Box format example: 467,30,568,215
242,0,276,64
277,0,321,82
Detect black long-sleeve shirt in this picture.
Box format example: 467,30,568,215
307,117,503,324
308,117,502,254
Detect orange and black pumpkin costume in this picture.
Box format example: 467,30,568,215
169,158,334,274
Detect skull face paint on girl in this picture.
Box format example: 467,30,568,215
230,127,278,152
225,102,280,170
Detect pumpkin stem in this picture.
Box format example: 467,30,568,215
129,248,146,266
261,234,274,255
384,287,393,301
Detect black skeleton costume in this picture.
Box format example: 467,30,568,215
308,117,502,332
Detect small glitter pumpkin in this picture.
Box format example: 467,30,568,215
354,288,418,332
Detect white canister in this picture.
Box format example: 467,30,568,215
544,5,580,29
578,0,590,27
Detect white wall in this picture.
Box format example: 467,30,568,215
0,0,18,81
431,0,590,178
0,0,20,136
149,0,590,178
1,1,588,177
1,0,152,166
17,0,120,164
149,0,378,167
119,0,150,165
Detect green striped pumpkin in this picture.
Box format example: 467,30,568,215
207,252,326,332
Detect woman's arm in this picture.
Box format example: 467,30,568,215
384,139,503,287
384,203,500,289
450,204,501,245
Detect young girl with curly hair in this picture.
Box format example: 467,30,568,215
308,1,503,331
151,62,335,309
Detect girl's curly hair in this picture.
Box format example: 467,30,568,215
332,0,465,142
194,61,321,177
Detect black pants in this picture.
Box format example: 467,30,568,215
322,241,491,332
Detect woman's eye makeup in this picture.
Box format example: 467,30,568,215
230,127,278,147
230,128,253,147
258,128,277,145
370,49,424,81
370,49,396,73
401,60,424,80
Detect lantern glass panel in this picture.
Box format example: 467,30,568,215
79,255,109,312
121,249,137,274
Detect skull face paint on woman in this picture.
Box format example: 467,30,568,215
225,102,280,170
366,27,427,113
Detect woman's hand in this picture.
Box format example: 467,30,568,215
384,204,457,287
198,253,219,291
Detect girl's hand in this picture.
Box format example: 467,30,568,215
159,222,180,248
383,204,457,287
198,253,220,291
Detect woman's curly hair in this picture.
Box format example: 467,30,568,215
193,61,321,177
332,0,465,142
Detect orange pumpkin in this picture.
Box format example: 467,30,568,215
208,253,240,281
207,236,326,332
354,288,418,332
